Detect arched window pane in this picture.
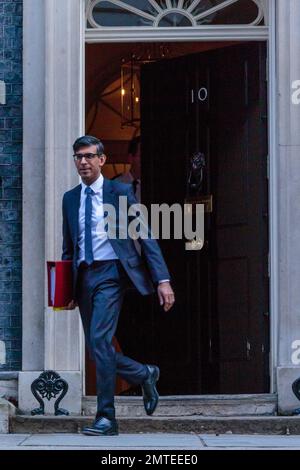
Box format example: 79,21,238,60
184,0,216,25
158,13,193,27
119,0,157,14
92,1,155,27
89,0,265,28
199,0,263,25
155,1,168,8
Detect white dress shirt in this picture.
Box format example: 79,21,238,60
77,173,118,265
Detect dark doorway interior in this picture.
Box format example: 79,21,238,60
85,41,269,396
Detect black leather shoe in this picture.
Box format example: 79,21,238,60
141,364,160,416
82,417,118,436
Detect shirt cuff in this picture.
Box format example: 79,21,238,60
158,279,170,284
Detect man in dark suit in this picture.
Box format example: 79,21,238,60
62,135,175,436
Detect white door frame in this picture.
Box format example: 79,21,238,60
82,0,278,394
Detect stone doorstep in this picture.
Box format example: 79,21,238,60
83,394,277,417
10,415,300,435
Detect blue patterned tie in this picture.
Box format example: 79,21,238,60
85,186,94,265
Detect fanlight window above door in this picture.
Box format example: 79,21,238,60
86,0,266,29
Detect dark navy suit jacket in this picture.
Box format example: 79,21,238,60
62,177,171,299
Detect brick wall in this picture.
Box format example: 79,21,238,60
0,0,22,371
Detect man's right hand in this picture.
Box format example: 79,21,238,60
65,300,78,310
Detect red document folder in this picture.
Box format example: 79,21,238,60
47,261,73,310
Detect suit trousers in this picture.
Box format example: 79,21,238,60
76,259,148,420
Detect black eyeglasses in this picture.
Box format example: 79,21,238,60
73,153,100,161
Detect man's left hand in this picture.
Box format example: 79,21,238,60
157,282,175,312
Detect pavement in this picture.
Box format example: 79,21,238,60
1,433,300,450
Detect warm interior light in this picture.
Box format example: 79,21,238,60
135,96,139,103
121,88,125,96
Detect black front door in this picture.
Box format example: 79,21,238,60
117,42,269,395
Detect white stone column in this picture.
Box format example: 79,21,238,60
276,0,300,414
44,0,84,373
19,0,85,415
22,0,45,373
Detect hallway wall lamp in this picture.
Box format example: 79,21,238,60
121,57,140,127
120,45,172,127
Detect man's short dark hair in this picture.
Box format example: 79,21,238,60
73,135,104,155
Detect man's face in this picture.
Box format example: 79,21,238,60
74,144,106,185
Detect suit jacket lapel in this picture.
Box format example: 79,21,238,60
103,177,120,244
103,177,116,207
70,184,81,241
